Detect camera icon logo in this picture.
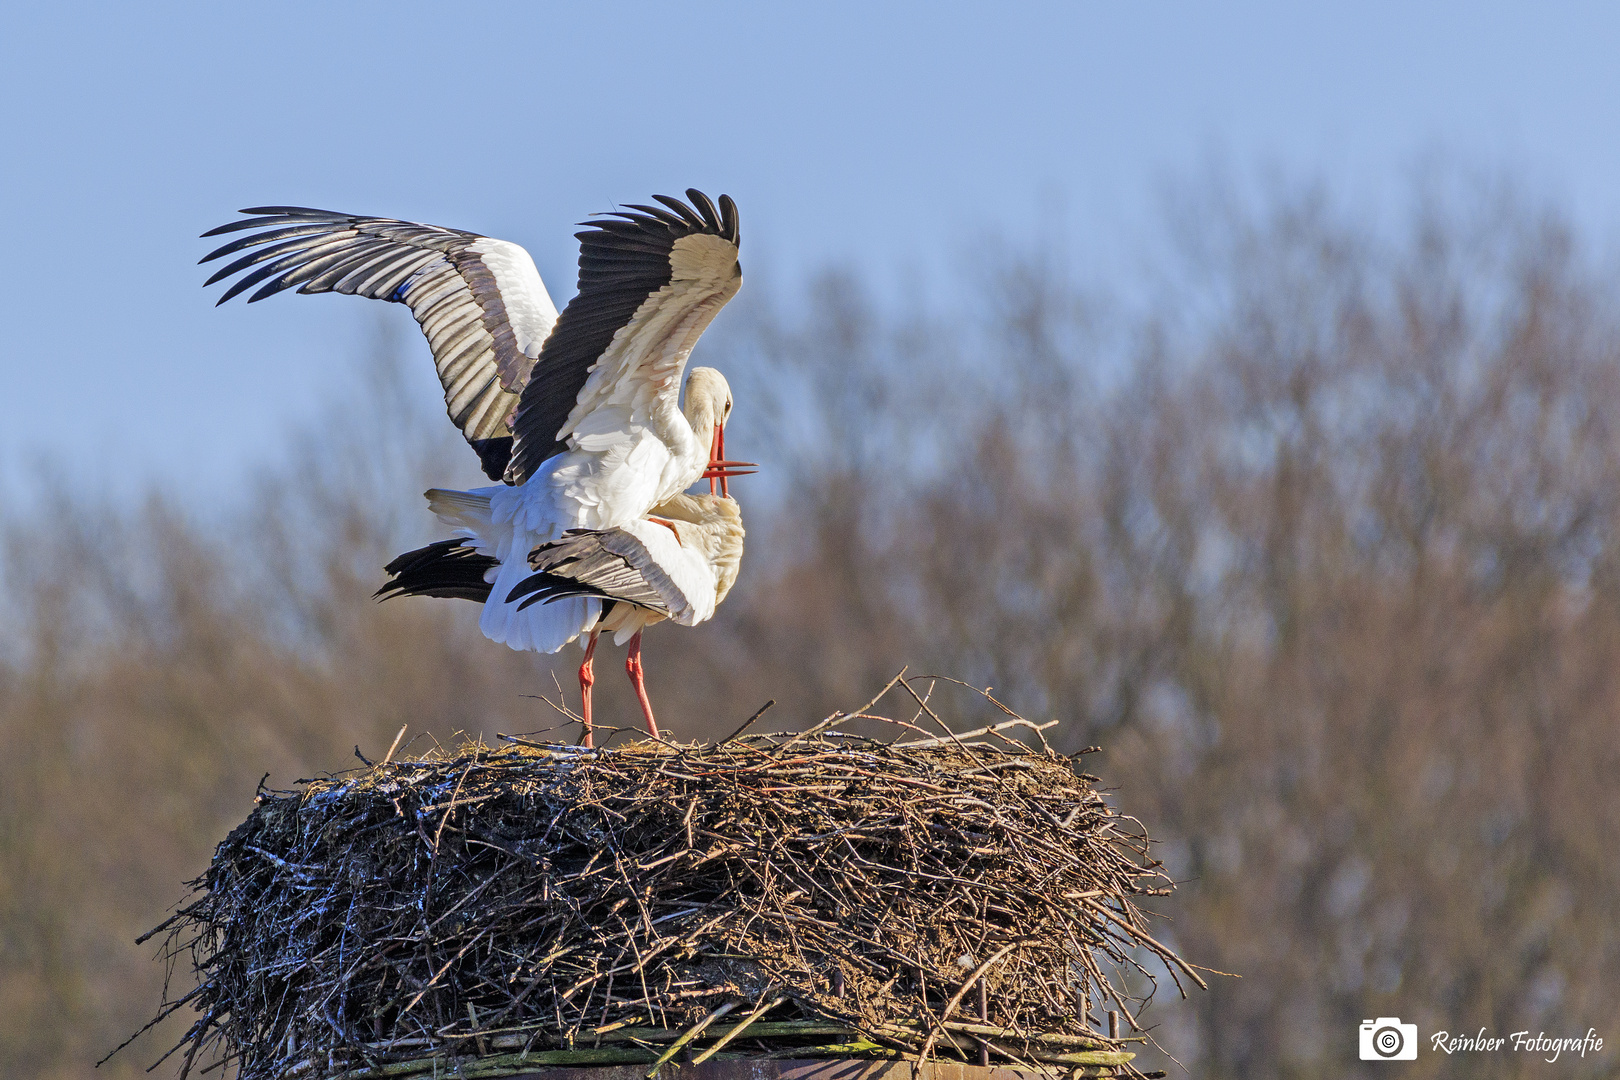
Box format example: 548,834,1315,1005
1359,1017,1418,1060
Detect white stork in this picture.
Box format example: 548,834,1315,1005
510,492,746,744
202,190,755,691
388,492,745,744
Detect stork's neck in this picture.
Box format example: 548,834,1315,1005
667,392,720,492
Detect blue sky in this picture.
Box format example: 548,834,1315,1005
4,2,1620,498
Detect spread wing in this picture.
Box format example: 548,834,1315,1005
507,519,715,622
503,189,741,485
200,207,558,480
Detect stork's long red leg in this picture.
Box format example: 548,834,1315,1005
578,630,600,748
625,630,660,740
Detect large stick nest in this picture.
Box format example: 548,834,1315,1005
140,680,1196,1080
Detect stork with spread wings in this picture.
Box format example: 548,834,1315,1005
203,191,755,735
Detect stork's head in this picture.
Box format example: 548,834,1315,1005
683,367,733,432
685,367,754,496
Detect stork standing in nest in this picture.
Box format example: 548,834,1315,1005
510,491,745,743
202,190,754,732
387,490,745,744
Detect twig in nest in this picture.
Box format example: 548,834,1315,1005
720,700,776,745
644,1000,738,1076
690,994,788,1065
917,943,1019,1061
779,669,907,751
381,725,408,766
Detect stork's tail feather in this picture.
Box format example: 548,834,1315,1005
426,488,495,531
404,485,597,653
377,540,497,603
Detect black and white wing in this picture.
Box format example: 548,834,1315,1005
503,189,741,485
375,539,497,604
200,207,558,480
507,519,715,623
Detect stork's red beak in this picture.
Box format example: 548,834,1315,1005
702,424,756,497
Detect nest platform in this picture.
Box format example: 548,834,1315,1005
142,687,1194,1080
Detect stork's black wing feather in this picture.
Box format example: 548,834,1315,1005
507,530,671,614
502,189,741,485
376,539,497,603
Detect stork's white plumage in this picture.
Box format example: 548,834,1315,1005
206,190,754,663
507,492,747,743
420,367,738,655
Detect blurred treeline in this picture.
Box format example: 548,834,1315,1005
3,178,1618,1078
